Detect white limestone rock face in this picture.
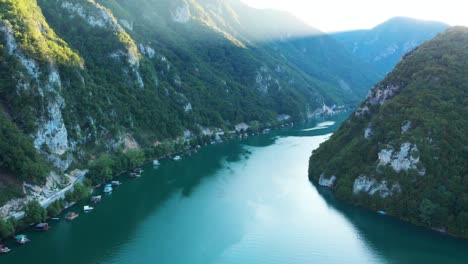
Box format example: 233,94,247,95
353,175,401,198
378,142,425,175
235,123,249,132
401,120,412,134
276,114,291,122
34,69,70,156
171,1,191,23
355,83,401,116
310,104,346,118
61,1,140,68
255,66,273,93
1,20,72,170
0,23,40,80
318,174,336,188
184,103,193,113
139,44,156,58
364,124,374,139
61,1,115,29
119,19,133,31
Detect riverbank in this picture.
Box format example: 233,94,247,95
312,182,468,240
0,118,298,243
3,112,466,264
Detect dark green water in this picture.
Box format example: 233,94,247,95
3,114,467,264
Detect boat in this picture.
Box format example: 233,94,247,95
378,210,386,215
15,235,30,244
103,186,113,193
129,172,141,178
35,223,49,231
111,181,121,186
0,244,11,254
173,155,182,161
91,195,102,203
51,217,60,221
65,212,79,221
133,168,143,173
153,159,160,166
84,205,94,212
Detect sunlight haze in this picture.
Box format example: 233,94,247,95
240,0,467,32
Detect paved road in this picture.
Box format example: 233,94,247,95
11,173,85,220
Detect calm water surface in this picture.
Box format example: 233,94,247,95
3,114,467,264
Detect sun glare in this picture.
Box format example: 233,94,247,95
241,0,468,32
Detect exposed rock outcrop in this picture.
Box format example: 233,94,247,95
378,142,425,175
353,175,401,198
318,174,336,188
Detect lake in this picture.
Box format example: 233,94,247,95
3,113,467,264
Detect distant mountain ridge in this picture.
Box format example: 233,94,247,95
332,17,449,76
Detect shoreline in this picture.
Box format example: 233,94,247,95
312,183,468,241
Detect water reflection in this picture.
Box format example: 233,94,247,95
315,186,468,264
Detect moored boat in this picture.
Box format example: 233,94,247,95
173,155,182,161
378,210,386,215
153,159,160,166
103,184,113,193
111,181,121,186
0,244,11,253
129,172,141,178
84,205,94,212
15,235,30,244
91,195,102,203
35,223,49,231
103,186,113,193
65,212,79,221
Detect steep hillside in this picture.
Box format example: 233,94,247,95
309,27,468,238
333,17,448,76
0,0,378,207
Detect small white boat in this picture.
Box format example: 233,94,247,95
173,155,182,161
378,210,386,215
153,159,160,166
0,244,11,253
91,195,102,203
15,235,30,244
84,205,94,212
111,181,121,186
103,186,113,193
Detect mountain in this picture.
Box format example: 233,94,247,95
309,27,468,238
332,17,448,76
0,0,378,206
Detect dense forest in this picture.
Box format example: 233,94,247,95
309,27,468,238
0,0,381,200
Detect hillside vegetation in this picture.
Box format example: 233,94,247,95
309,27,468,238
0,0,379,204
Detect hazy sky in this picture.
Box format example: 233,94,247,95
240,0,467,32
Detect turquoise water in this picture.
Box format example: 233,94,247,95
3,114,467,263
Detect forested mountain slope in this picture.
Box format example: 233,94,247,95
0,0,379,205
309,27,468,238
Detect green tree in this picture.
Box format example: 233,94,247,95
24,200,47,224
47,199,64,217
0,218,15,239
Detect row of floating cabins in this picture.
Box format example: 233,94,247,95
0,179,126,254
0,125,287,254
